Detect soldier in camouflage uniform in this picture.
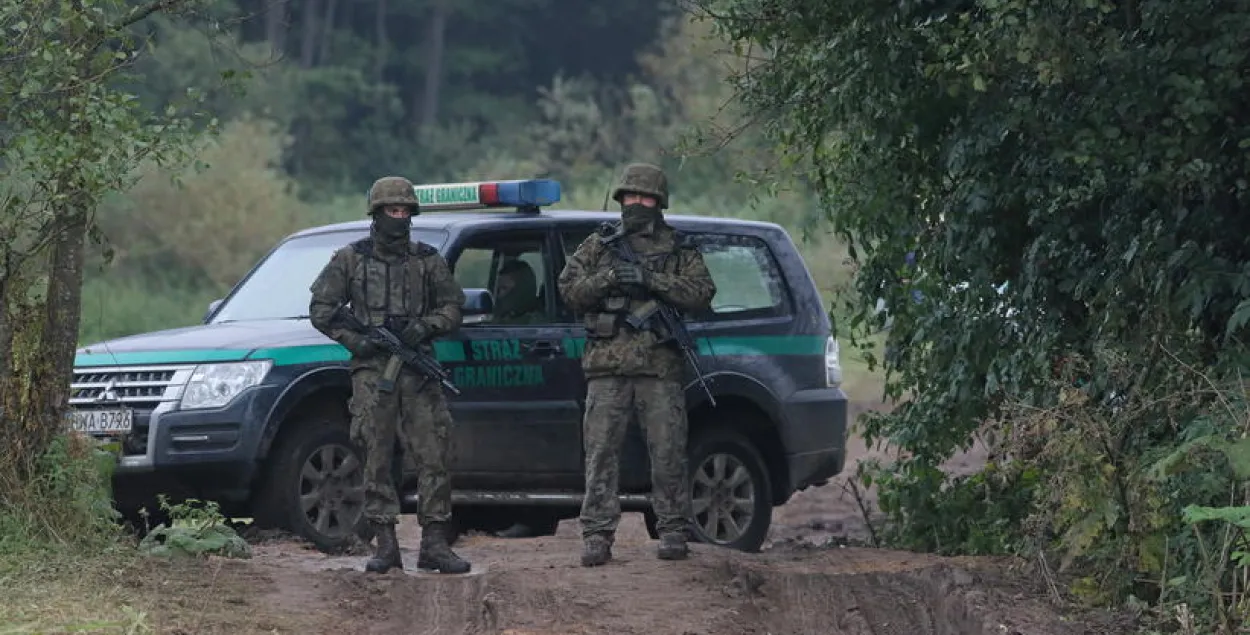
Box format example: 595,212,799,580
308,176,471,575
557,163,717,566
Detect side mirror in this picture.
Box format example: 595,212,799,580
203,298,223,323
462,288,494,325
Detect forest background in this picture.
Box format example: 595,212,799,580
11,0,1250,632
79,0,854,375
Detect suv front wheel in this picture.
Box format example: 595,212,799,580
253,412,368,553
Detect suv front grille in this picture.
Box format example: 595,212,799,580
70,365,194,409
69,364,195,457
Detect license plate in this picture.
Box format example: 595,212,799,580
67,408,134,434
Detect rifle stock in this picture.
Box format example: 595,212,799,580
331,305,461,396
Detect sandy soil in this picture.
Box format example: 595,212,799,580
126,401,1132,635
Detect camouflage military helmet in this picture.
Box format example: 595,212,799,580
366,176,420,215
611,162,669,210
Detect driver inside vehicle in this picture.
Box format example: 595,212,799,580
490,259,543,325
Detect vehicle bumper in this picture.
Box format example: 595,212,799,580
778,386,849,491
107,384,282,493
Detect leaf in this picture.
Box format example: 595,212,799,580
1225,299,1250,337
1182,505,1250,529
1219,438,1250,479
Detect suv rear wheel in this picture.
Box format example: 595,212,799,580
253,411,368,553
682,428,773,553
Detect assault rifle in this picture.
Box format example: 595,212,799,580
599,223,716,407
330,304,460,396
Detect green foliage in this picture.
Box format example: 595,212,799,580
697,0,1250,629
1,0,229,565
138,496,251,559
120,0,679,189
79,12,855,346
0,433,124,557
81,115,342,343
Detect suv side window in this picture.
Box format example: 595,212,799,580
555,227,790,323
696,233,791,321
554,225,601,322
451,230,553,325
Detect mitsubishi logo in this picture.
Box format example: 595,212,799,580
95,379,121,403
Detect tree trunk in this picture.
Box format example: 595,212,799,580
415,0,448,131
317,0,337,65
265,0,289,56
43,208,88,418
374,0,388,82
299,0,320,69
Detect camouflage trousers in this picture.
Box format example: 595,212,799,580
580,376,691,539
349,366,454,525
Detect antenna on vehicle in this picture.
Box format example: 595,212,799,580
601,165,617,211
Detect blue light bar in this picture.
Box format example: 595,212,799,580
492,179,561,207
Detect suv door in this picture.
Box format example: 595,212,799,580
442,227,584,489
554,225,798,493
553,223,654,491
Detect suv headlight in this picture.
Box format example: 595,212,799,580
180,360,272,410
825,336,842,388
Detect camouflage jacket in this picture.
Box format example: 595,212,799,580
558,220,716,380
308,236,465,370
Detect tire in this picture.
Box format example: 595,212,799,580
253,411,368,554
685,428,773,553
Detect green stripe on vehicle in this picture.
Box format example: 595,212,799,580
432,340,467,362
702,335,825,356
560,334,824,359
249,344,349,366
74,334,826,368
74,349,251,367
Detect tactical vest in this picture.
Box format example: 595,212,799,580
585,223,694,340
343,238,438,328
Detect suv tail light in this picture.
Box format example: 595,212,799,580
825,335,842,388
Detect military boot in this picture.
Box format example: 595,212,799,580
581,533,613,567
657,532,689,561
417,522,471,574
365,521,403,573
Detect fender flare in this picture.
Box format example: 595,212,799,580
683,370,784,425
256,366,352,460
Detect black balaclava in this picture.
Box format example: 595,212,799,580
621,202,662,234
371,208,412,255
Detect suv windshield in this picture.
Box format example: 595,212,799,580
210,228,449,323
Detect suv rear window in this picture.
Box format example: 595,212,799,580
555,227,791,323
696,233,791,321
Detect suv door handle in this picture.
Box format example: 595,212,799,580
524,340,563,357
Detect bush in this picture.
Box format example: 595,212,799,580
0,432,124,559
82,115,313,344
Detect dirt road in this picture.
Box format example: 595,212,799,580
125,402,1130,635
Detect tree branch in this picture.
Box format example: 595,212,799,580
111,0,188,32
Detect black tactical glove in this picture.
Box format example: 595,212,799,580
400,320,430,347
614,263,648,287
344,332,381,358
383,316,410,334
